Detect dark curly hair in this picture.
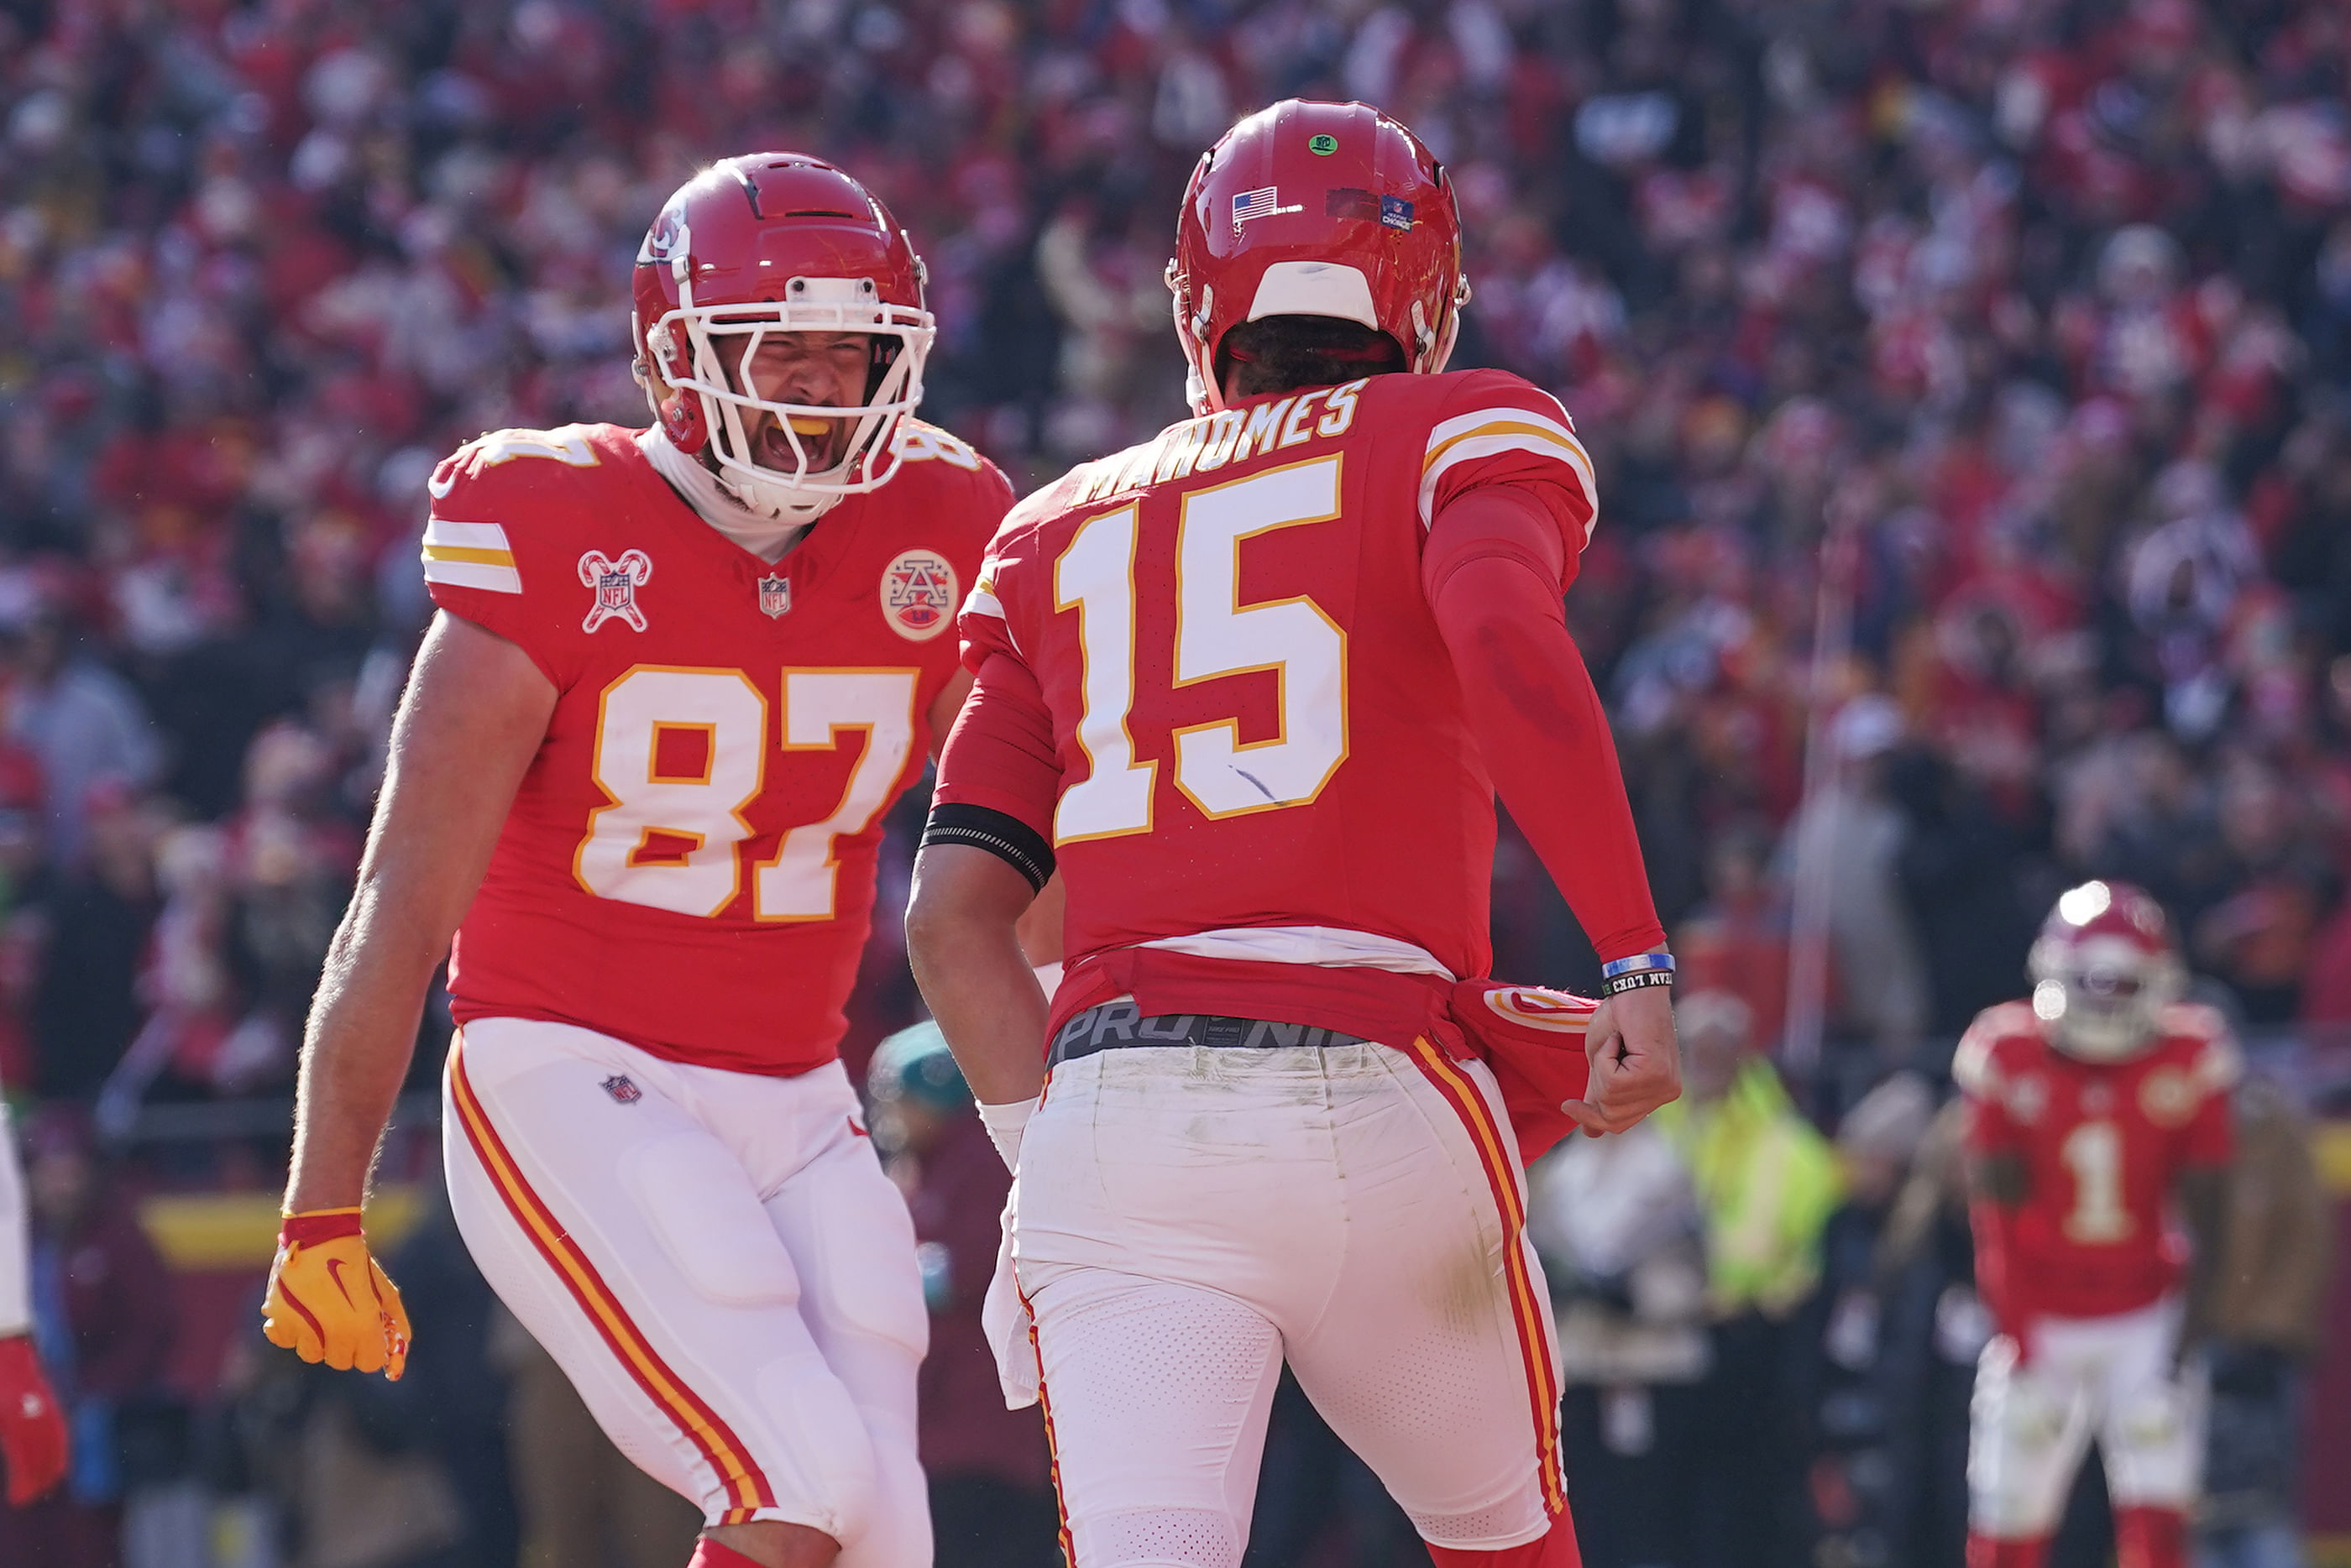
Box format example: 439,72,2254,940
1216,315,1406,400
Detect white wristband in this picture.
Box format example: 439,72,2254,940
977,1096,1039,1173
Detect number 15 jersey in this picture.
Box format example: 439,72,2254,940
941,368,1597,999
423,421,1008,1075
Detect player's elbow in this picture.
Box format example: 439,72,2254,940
901,881,961,976
905,844,1034,975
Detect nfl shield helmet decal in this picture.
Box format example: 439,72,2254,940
881,549,957,641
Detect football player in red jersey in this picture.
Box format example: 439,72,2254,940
1956,881,2234,1568
263,155,1013,1568
905,101,1678,1568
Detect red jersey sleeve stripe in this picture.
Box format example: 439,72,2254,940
1416,409,1598,537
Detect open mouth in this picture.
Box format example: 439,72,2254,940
762,416,843,469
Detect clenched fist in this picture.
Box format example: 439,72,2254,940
1563,985,1682,1137
261,1208,411,1380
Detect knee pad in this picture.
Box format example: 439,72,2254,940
2112,1380,2191,1453
1969,1372,2077,1537
799,1152,930,1358
2104,1381,2201,1508
1073,1507,1244,1568
748,1354,878,1533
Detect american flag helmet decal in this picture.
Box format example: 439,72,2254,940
1230,186,1301,233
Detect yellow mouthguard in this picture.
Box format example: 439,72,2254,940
787,416,831,436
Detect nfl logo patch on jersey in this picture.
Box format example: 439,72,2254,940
600,1074,642,1105
881,549,957,642
758,573,792,619
578,549,653,633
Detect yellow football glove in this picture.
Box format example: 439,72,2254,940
261,1207,411,1380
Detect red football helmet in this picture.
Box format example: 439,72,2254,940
1166,100,1469,416
631,154,935,524
2027,880,2183,1061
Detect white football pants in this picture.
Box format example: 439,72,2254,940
1011,1037,1568,1565
442,1018,929,1564
1968,1295,2206,1538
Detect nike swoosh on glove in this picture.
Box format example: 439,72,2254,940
0,1333,68,1505
261,1208,411,1380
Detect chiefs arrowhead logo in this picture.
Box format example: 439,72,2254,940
1483,985,1595,1033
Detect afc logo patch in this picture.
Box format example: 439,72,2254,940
579,549,653,633
600,1074,642,1105
881,549,956,642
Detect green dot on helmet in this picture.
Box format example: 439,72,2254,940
1308,134,1338,155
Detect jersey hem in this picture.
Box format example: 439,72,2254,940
448,1001,840,1079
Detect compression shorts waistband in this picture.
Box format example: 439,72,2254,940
1048,996,1371,1069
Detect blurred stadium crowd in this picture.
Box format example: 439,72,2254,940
0,0,2347,1565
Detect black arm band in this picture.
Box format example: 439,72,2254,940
921,802,1056,893
1600,968,1676,998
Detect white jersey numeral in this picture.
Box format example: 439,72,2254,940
576,666,917,920
1172,457,1347,818
755,671,919,920
1054,504,1157,843
2059,1119,2134,1244
1051,455,1348,844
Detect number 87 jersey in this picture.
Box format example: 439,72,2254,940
422,421,1008,1075
945,367,1596,990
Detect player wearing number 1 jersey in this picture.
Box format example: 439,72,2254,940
907,102,1680,1568
1956,881,2234,1568
265,155,1010,1568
